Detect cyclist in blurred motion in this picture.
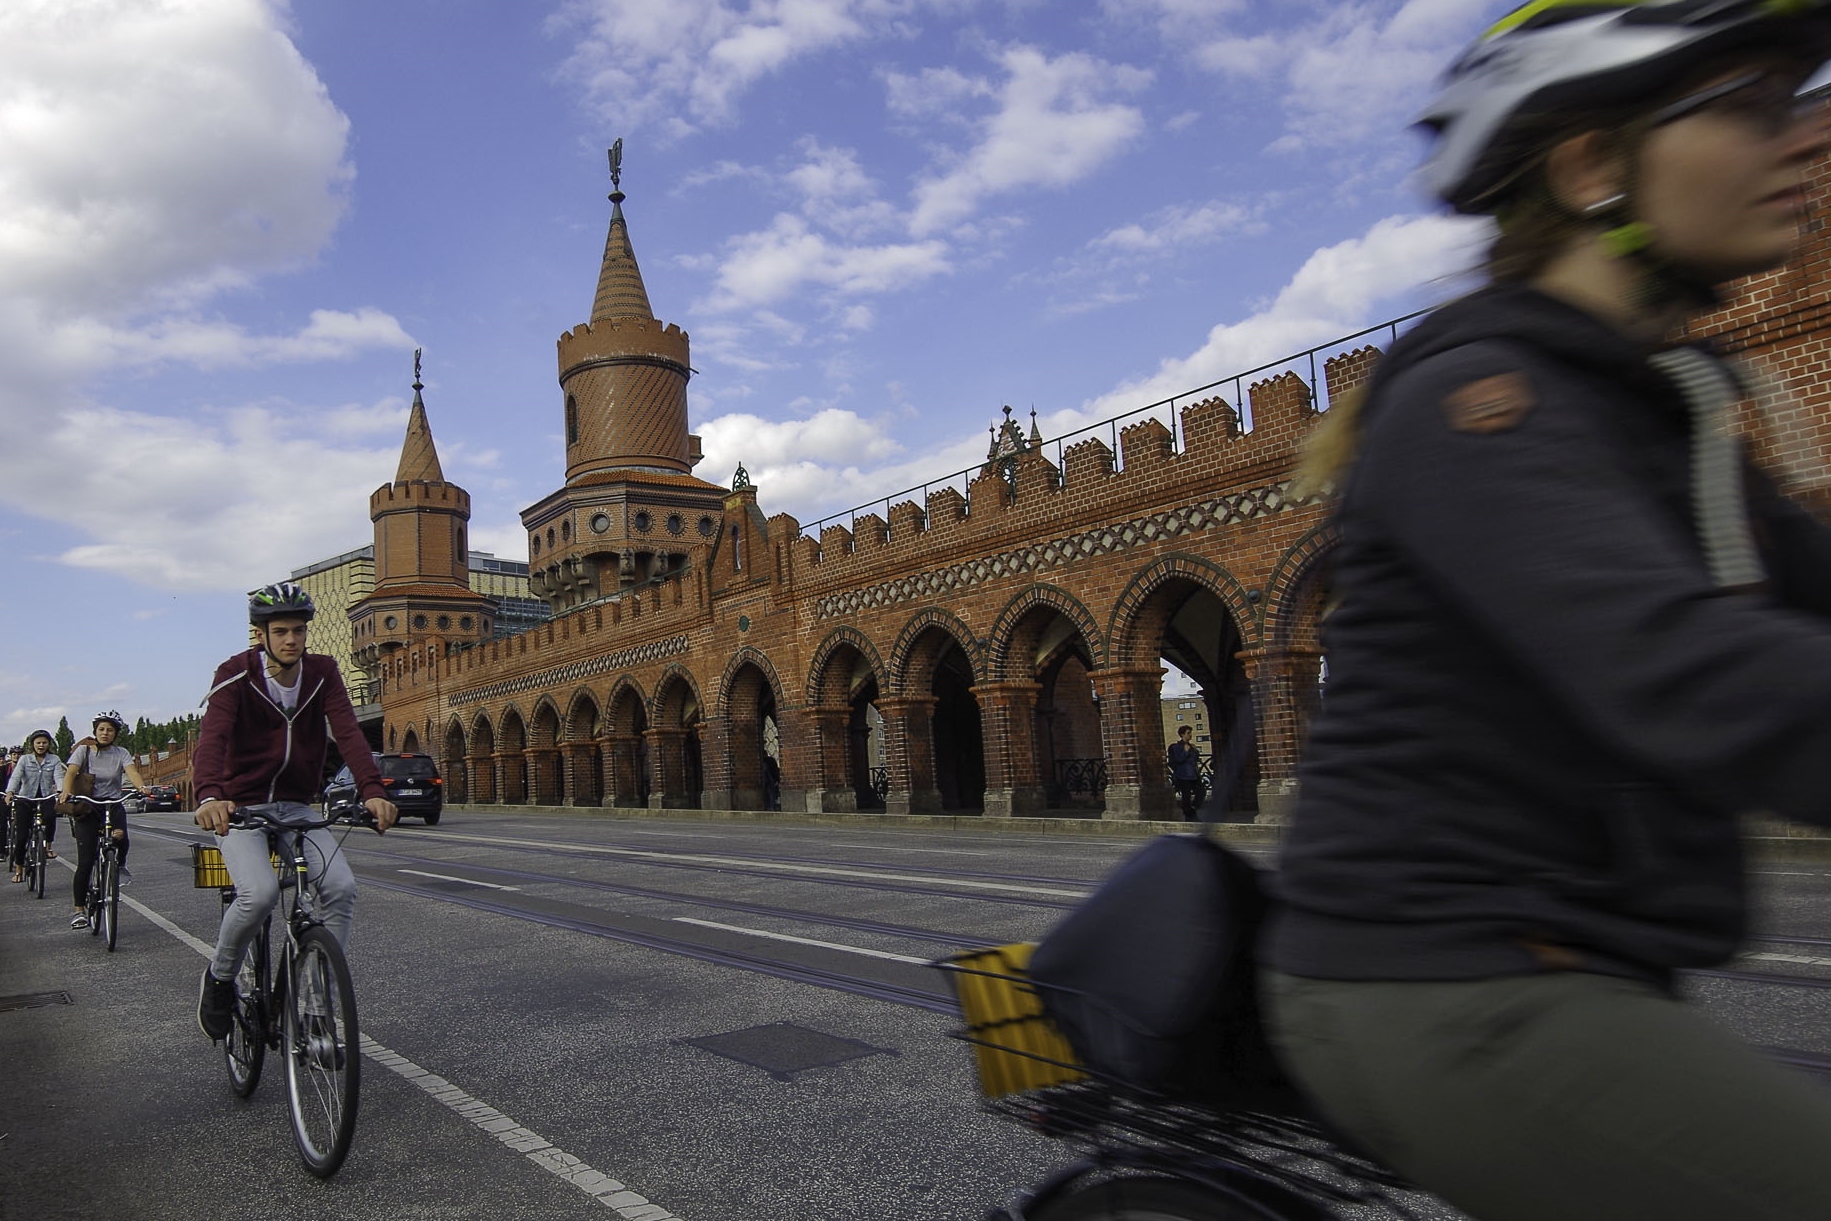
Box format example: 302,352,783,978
1265,3,1831,1219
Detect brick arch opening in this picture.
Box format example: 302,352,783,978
715,651,783,811
469,712,497,804
529,699,564,805
987,586,1106,816
1255,524,1339,817
806,629,887,812
889,616,983,813
564,690,603,807
498,707,529,804
443,717,469,804
604,680,650,808
401,726,421,755
649,669,703,809
1109,558,1259,820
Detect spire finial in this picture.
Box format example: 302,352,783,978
732,461,751,490
608,138,625,208
412,348,423,393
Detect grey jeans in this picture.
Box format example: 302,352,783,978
1263,970,1831,1221
208,803,355,981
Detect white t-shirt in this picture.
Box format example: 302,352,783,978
261,651,302,714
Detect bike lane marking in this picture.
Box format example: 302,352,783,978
413,828,1092,898
398,868,521,891
671,916,931,964
102,873,686,1221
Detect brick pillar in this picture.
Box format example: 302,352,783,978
879,696,941,815
1093,665,1173,820
796,704,857,813
976,681,1046,817
528,747,562,805
601,734,639,807
1240,647,1323,824
564,743,601,806
698,716,735,810
645,727,693,809
492,751,520,804
466,752,495,804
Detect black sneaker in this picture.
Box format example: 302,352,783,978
198,968,234,1040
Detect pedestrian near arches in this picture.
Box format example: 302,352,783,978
1167,725,1203,821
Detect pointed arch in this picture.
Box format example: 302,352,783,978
604,678,649,735
987,583,1105,679
1263,522,1340,651
806,626,888,707
1108,553,1259,666
888,608,984,695
715,647,786,719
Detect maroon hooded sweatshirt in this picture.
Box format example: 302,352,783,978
193,649,386,808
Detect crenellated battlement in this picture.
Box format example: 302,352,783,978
557,317,691,376
370,481,471,515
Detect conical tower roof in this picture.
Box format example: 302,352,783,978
396,356,445,483
591,191,655,322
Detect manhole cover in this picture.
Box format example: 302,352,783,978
0,992,72,1014
683,1022,894,1080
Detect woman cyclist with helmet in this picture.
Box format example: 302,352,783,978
6,729,65,883
191,582,396,1040
1264,2,1831,1219
60,712,147,929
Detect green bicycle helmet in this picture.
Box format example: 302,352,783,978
249,581,316,625
1421,0,1831,214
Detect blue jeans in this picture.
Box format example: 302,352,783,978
209,802,355,981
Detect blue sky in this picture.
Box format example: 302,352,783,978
0,0,1510,740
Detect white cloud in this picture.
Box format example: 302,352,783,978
0,0,416,591
1092,200,1255,253
909,47,1151,236
551,0,951,133
700,213,949,312
720,212,1487,524
1073,211,1487,424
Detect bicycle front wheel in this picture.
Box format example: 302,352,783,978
283,926,359,1177
1028,1176,1266,1221
224,933,267,1098
31,839,44,900
102,857,120,950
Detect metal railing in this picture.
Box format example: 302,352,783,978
1053,757,1108,796
799,309,1427,541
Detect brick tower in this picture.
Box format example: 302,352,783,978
350,354,493,670
520,144,727,612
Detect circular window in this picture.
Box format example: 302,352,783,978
561,520,572,542
460,616,473,630
633,511,652,533
590,513,611,534
437,615,451,630
666,514,684,536
413,614,428,630
546,527,555,549
531,535,541,556
697,516,716,538
384,615,398,630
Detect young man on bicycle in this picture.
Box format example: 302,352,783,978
192,582,396,1040
5,730,64,883
59,712,146,927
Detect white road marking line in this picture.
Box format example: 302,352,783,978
82,861,682,1219
416,829,1091,898
824,843,995,857
1744,951,1831,969
398,868,521,891
671,917,931,964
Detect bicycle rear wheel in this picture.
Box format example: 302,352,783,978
224,930,267,1098
283,926,360,1177
103,857,120,951
31,835,45,900
1028,1176,1266,1220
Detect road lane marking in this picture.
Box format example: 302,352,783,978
1744,951,1831,968
77,860,682,1219
824,843,995,857
414,829,1092,898
399,868,521,891
672,917,931,964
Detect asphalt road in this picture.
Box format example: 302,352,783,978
2,809,1827,1221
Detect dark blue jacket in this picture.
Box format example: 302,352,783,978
1269,285,1831,986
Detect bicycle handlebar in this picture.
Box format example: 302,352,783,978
227,806,378,833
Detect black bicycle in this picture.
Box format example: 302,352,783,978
17,798,55,901
194,805,374,1178
69,795,126,950
937,945,1429,1220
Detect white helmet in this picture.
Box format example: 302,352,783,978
1421,0,1831,214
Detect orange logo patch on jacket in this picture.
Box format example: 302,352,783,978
1444,372,1534,434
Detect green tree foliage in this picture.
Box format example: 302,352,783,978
53,716,74,757
123,714,201,757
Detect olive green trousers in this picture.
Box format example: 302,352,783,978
1263,970,1831,1221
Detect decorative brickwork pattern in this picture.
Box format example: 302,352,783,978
447,634,689,707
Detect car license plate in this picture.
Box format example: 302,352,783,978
397,788,422,797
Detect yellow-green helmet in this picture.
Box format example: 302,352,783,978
1420,0,1831,213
